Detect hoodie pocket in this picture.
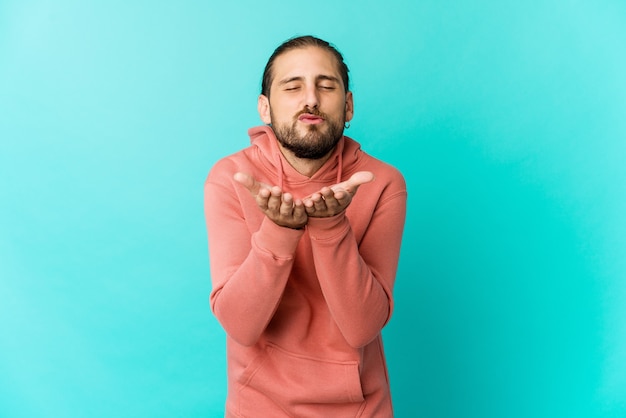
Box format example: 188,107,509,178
239,343,365,406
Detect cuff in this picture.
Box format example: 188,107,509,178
306,212,350,242
253,216,305,258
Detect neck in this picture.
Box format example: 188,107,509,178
276,143,335,177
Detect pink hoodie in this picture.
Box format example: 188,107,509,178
204,126,406,417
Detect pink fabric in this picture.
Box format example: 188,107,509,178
205,126,406,417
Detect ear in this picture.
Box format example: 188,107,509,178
258,95,272,124
344,91,354,122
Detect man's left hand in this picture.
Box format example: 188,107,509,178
303,171,374,218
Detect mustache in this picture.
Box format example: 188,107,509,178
295,107,328,119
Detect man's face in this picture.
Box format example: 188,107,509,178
258,46,354,160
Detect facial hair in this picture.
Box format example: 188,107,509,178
271,106,345,160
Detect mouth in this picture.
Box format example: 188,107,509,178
298,113,325,125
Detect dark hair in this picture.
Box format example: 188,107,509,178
261,35,350,97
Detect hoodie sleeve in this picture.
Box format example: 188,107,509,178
306,172,407,348
204,162,305,346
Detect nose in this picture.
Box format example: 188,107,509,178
303,84,319,109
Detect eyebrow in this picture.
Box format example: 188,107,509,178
277,74,341,86
316,75,341,84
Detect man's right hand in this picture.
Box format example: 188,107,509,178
234,172,308,229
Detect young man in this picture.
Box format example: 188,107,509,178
204,36,406,417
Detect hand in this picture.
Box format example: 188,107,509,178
303,171,375,218
234,172,308,229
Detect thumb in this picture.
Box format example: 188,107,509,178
348,171,375,188
233,172,260,194
332,171,375,193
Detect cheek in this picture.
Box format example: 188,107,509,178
271,100,299,119
273,109,294,124
328,97,348,114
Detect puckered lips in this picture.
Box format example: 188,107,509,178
298,113,325,125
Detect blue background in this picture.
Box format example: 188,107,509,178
1,1,625,417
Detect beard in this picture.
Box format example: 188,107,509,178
271,106,345,160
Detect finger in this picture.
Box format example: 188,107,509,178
302,193,321,215
266,186,283,212
319,187,334,199
320,187,341,210
306,192,324,206
280,193,294,217
255,187,271,210
302,197,315,215
333,191,352,207
293,199,307,221
312,194,327,212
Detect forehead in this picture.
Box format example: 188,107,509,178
271,46,342,85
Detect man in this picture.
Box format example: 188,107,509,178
204,35,406,417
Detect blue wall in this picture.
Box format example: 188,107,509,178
1,1,624,417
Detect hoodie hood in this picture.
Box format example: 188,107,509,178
247,125,362,189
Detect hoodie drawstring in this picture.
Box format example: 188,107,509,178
336,149,343,185
276,151,285,190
